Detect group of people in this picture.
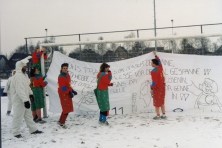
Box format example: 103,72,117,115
3,47,48,138
3,47,166,138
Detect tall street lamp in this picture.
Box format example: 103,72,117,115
45,28,48,42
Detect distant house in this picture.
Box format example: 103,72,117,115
196,48,214,55
114,46,128,60
103,50,115,62
69,49,101,63
214,46,222,55
0,55,9,78
142,47,166,54
69,52,80,60
0,55,8,70
8,53,31,70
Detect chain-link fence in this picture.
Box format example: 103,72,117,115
1,23,222,78
24,23,222,74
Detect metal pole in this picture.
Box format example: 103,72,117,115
171,20,174,53
79,34,81,60
25,38,30,75
42,29,48,118
0,15,2,148
41,45,48,118
153,0,157,51
200,25,204,55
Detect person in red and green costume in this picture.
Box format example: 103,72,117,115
150,51,166,120
96,63,113,125
30,68,48,123
32,46,47,75
57,63,77,129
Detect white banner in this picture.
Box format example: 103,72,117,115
46,51,222,115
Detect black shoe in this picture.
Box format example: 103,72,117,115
14,134,22,138
33,115,38,122
60,124,68,129
33,118,38,122
31,130,43,134
103,121,109,125
6,111,11,116
36,118,46,124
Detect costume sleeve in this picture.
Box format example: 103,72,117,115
155,55,163,71
102,71,112,85
32,52,41,64
43,53,47,60
151,71,158,89
58,76,72,94
107,71,112,85
39,77,46,88
40,51,48,60
15,78,29,102
3,77,11,93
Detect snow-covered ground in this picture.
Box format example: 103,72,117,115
0,79,7,88
1,96,222,148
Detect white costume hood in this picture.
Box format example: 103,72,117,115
15,56,32,71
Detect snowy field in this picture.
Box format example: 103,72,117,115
1,96,222,148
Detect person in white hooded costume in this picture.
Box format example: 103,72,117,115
3,70,16,115
10,56,43,138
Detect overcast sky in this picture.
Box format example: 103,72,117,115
1,0,222,55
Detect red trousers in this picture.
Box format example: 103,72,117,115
59,112,69,124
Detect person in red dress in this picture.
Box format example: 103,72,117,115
30,68,48,123
57,63,76,128
32,46,47,75
150,51,166,120
96,63,113,125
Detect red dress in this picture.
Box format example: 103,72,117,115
151,56,165,107
97,71,112,90
32,51,47,64
58,73,74,113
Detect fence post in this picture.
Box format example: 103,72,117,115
25,38,30,76
200,25,204,55
40,44,48,118
137,30,139,38
79,34,81,60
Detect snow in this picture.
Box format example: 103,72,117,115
1,97,222,148
1,79,7,88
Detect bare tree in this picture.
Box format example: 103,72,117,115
210,43,218,52
124,32,136,51
217,36,222,46
83,38,96,51
15,45,27,53
179,38,197,54
97,36,107,55
190,37,210,50
74,47,81,53
110,42,117,51
42,37,66,55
